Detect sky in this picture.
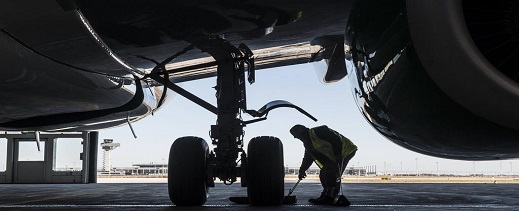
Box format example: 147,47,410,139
1,62,517,175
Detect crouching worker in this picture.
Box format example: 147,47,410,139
290,124,357,205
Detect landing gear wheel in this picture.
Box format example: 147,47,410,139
168,136,209,206
247,136,284,206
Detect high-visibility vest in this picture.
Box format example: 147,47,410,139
308,126,357,168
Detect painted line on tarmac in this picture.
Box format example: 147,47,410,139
349,205,519,208
0,205,174,208
0,204,518,209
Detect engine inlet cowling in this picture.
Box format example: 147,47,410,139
407,0,519,131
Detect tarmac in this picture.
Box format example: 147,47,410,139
1,178,518,210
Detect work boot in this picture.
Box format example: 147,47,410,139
308,190,327,203
309,188,335,205
310,195,334,205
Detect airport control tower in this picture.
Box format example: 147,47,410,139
100,139,120,172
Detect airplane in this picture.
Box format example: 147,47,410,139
1,0,519,206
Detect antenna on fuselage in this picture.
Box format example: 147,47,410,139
35,131,41,151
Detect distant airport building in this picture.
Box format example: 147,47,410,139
106,163,168,175
345,167,368,176
285,166,372,176
285,167,321,175
103,164,374,176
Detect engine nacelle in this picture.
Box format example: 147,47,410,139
345,0,519,160
407,0,519,132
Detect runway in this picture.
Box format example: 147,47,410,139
1,182,518,210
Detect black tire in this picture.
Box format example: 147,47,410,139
168,136,209,206
247,136,285,206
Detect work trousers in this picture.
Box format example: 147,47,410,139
319,150,357,196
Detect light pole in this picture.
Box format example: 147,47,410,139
500,161,502,176
415,158,418,176
162,158,165,175
357,162,360,177
436,162,439,176
384,162,386,176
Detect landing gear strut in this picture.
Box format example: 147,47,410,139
145,41,316,206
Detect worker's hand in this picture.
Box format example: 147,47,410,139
298,169,307,180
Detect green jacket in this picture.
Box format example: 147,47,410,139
305,125,357,168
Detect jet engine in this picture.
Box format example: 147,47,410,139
345,0,519,160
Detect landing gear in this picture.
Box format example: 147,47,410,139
168,136,209,206
145,41,316,206
247,136,285,206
